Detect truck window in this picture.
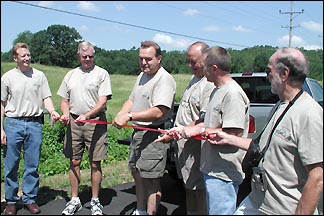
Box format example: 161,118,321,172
233,77,279,103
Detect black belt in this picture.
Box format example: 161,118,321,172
70,113,103,119
13,116,42,122
141,123,165,130
70,113,80,119
150,123,165,129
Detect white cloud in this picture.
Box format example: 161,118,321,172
153,33,191,49
173,40,192,49
183,9,200,16
77,1,99,11
153,34,173,44
38,1,55,7
115,4,125,11
203,25,222,32
278,35,304,47
302,45,323,50
232,25,251,32
301,21,323,33
79,25,89,33
277,35,323,50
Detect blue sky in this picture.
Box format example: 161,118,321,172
1,1,323,52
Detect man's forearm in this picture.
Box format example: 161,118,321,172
296,164,323,214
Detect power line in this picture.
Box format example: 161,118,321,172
199,1,284,40
13,1,249,48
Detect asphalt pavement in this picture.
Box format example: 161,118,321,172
1,174,186,215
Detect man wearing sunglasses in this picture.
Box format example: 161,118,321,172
57,41,112,215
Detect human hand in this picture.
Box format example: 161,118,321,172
59,114,70,125
181,125,202,139
206,130,230,145
74,114,89,125
154,126,184,142
50,110,61,122
167,127,185,140
154,133,174,143
1,129,6,145
112,112,128,129
76,114,88,121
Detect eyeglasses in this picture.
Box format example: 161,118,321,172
81,55,94,59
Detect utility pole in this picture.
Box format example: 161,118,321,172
279,1,304,47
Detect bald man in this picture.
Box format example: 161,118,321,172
207,47,323,215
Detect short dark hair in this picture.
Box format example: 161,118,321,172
140,41,162,57
203,46,232,72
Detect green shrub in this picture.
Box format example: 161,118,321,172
1,122,133,182
106,126,132,162
39,121,68,177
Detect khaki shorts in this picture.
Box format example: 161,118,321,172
128,130,169,178
176,138,205,190
63,113,108,161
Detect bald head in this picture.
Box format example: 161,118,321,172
186,41,209,77
273,47,307,65
187,41,209,53
270,47,309,84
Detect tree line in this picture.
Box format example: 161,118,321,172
1,24,323,80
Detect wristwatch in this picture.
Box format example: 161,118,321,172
127,112,133,121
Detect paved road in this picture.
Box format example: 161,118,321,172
1,174,186,215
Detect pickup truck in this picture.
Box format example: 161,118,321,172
232,72,323,139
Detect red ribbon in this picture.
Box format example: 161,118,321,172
56,117,208,140
56,117,168,133
193,134,207,140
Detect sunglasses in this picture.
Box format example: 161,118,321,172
81,55,94,59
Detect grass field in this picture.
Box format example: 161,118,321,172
1,62,191,121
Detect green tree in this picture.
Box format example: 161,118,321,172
1,28,323,81
302,48,323,81
1,51,12,62
27,25,82,67
46,25,82,67
13,30,33,48
1,31,34,62
253,52,270,72
229,49,245,73
162,50,188,74
30,30,51,65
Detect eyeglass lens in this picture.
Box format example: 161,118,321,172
82,55,94,59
